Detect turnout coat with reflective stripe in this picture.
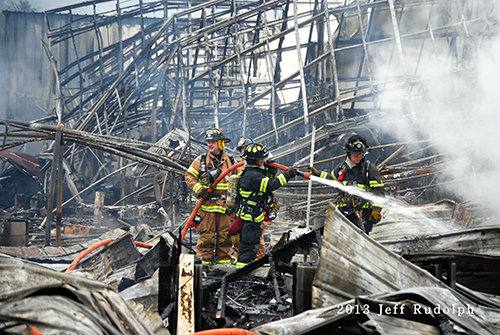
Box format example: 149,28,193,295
236,165,289,223
332,158,384,212
185,151,236,214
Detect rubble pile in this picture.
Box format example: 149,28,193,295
1,0,500,333
203,268,293,330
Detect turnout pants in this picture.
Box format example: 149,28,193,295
194,209,233,263
237,219,263,263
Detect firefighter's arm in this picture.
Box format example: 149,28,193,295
263,169,293,194
308,166,329,179
265,159,278,177
368,170,384,225
185,157,209,198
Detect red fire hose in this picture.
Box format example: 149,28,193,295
266,161,311,180
65,239,153,272
26,325,43,335
193,329,259,335
180,161,309,243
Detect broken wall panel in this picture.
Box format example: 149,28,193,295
312,203,450,308
4,11,49,123
0,254,163,335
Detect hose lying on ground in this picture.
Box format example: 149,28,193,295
65,239,153,272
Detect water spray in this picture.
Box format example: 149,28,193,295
267,161,449,228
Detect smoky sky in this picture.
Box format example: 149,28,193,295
373,1,500,223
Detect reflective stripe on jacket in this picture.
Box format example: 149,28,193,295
236,165,289,223
185,151,236,212
332,159,384,211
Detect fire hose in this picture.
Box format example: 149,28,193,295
266,161,311,180
65,239,153,272
180,161,309,243
193,329,259,335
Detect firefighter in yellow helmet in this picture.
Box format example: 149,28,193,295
232,136,276,259
185,128,237,266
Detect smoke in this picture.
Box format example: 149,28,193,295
371,1,500,223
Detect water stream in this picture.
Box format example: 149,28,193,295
308,175,462,232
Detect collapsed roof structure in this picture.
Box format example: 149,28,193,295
1,0,498,220
1,0,500,333
1,0,498,216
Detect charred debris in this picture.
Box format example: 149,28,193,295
1,0,500,334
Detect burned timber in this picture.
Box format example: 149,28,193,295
1,0,500,334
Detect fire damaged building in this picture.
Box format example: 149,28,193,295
1,0,500,334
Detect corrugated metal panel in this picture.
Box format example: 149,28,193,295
4,11,158,125
4,11,48,121
311,203,449,308
370,199,475,241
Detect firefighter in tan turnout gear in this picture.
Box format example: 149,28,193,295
185,128,238,266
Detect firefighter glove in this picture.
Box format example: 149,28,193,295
200,173,212,187
308,166,319,176
285,167,296,179
199,188,210,200
369,209,382,225
270,197,281,212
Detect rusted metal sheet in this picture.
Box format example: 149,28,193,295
0,149,40,177
63,225,91,235
0,228,130,262
43,246,68,257
370,199,475,242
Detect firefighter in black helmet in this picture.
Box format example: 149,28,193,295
231,136,279,260
185,127,238,266
234,143,295,267
309,134,384,234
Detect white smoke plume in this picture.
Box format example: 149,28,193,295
372,1,500,224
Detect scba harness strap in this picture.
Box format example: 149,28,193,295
336,160,372,211
199,153,236,175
